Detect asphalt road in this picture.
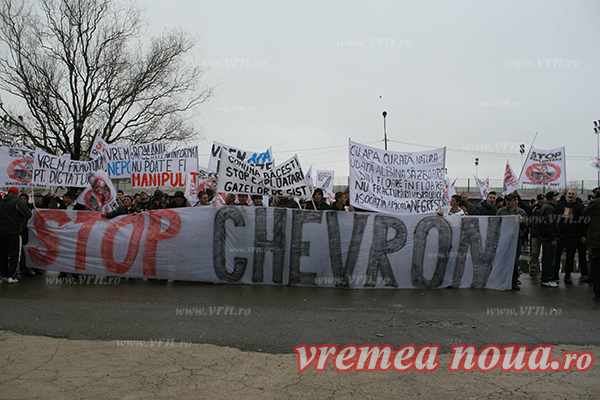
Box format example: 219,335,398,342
1,269,599,355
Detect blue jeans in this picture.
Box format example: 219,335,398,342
541,240,556,283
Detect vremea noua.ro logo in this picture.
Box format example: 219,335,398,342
293,344,593,373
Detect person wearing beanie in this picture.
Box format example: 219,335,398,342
305,188,330,210
150,190,165,210
167,191,188,208
58,191,86,210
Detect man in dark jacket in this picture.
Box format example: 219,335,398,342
553,189,589,284
528,193,546,276
102,195,139,219
0,187,32,283
497,193,528,290
57,191,87,210
149,190,166,210
471,192,497,216
584,187,600,301
305,188,330,210
167,191,188,208
539,191,560,287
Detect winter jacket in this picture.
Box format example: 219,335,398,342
0,194,32,235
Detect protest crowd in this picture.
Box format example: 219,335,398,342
0,140,599,300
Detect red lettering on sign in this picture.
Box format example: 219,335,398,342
143,210,182,276
101,214,145,274
28,210,70,266
74,212,104,271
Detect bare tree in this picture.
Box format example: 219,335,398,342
0,0,212,159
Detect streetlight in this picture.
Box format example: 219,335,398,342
382,111,388,150
474,157,479,176
594,120,600,187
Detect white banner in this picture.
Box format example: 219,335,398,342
502,161,519,195
216,153,309,198
304,165,314,195
25,208,517,290
316,170,335,202
0,146,35,187
474,175,490,199
208,141,273,174
76,171,118,213
349,140,446,213
91,137,166,178
131,146,198,188
518,146,566,188
32,151,102,187
184,172,198,206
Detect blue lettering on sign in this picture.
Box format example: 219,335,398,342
107,160,131,177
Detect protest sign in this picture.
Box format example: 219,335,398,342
316,170,335,201
519,146,566,188
90,137,166,178
208,141,273,173
76,171,118,213
25,207,517,290
184,172,198,205
474,175,490,199
32,151,102,187
502,161,519,195
349,140,445,214
131,146,198,188
443,176,457,205
304,165,314,195
0,145,35,187
216,153,309,198
591,157,600,172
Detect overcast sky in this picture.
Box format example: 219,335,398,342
145,0,600,189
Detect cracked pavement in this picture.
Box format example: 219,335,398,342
1,271,599,398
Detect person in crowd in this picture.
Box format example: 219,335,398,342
33,192,46,209
198,191,210,206
150,190,166,210
275,196,299,208
19,193,33,210
497,193,528,290
17,193,35,276
237,194,249,206
116,190,125,207
331,191,354,211
305,188,330,210
471,191,497,215
528,193,546,277
225,193,236,206
0,187,32,283
102,195,139,218
458,200,469,214
137,191,150,211
495,196,505,210
162,193,170,206
58,191,87,210
437,194,465,216
206,188,216,203
134,193,141,205
251,195,263,207
167,191,188,208
539,191,560,288
553,189,589,284
583,187,600,301
461,193,476,214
